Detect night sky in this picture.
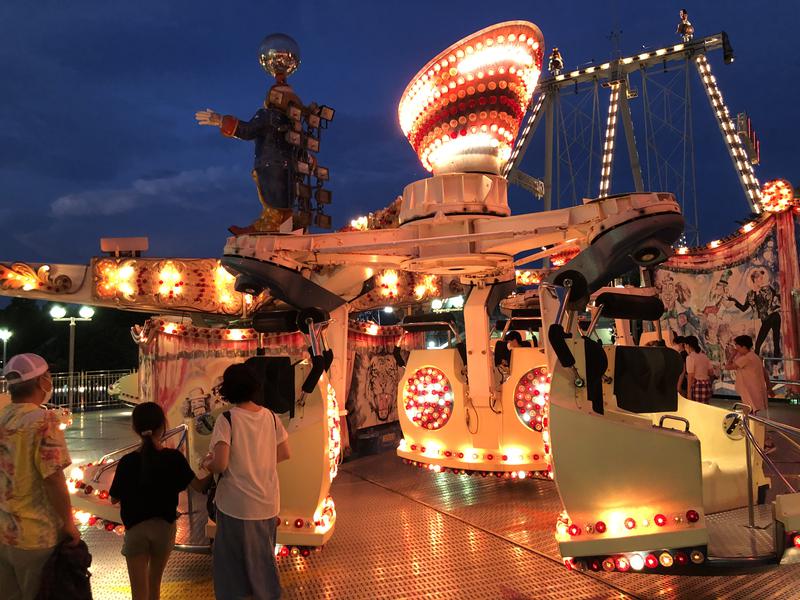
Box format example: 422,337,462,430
1,1,798,265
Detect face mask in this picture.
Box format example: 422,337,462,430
40,378,54,404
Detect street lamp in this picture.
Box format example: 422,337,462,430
0,328,12,367
50,305,95,411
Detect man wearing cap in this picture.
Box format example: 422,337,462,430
0,353,80,600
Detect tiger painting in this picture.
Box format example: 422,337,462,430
347,350,402,429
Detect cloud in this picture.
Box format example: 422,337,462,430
50,166,246,217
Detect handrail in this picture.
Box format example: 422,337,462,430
658,415,690,432
737,408,800,527
90,424,188,483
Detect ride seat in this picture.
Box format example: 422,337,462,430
494,341,510,367
652,396,768,514
613,346,682,413
584,337,607,414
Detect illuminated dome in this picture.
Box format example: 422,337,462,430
399,21,544,175
513,367,550,431
403,367,454,430
760,179,795,213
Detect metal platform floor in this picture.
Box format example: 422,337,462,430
71,409,800,599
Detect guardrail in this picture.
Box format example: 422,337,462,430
736,403,800,528
50,369,134,412
762,357,800,388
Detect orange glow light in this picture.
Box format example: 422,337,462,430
515,270,541,285
350,216,369,231
157,262,183,298
760,179,795,213
414,274,439,300
98,261,136,299
740,222,756,234
378,269,400,298
214,264,238,309
398,21,544,174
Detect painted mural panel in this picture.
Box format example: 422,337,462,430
656,231,784,394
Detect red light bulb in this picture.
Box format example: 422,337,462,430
624,518,636,530
644,554,658,569
567,524,581,536
594,521,607,534
686,510,700,523
654,514,667,526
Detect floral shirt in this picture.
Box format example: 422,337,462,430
0,403,71,549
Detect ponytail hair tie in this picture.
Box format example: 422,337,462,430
141,430,153,437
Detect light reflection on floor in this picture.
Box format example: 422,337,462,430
70,403,800,599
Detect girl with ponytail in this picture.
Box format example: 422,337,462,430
110,402,210,600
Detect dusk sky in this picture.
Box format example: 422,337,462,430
1,1,798,265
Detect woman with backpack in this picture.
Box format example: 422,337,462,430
203,363,290,600
109,402,210,600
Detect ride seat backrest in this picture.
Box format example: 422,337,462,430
594,292,665,321
245,356,296,416
613,346,683,413
455,341,468,367
494,341,510,367
548,324,575,368
583,337,608,415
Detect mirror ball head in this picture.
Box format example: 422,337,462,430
258,33,301,79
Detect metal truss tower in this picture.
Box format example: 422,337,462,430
504,33,761,246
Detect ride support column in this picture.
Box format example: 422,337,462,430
463,284,499,450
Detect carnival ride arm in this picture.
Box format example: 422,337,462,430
277,440,291,463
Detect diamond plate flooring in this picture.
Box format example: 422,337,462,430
72,408,800,599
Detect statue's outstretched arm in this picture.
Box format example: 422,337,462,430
195,108,222,127
195,108,268,140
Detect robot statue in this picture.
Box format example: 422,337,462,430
196,34,334,234
676,9,694,43
548,47,564,75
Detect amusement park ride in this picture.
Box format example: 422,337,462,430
2,16,800,574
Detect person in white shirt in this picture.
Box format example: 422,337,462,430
684,335,713,404
203,363,290,600
726,334,775,453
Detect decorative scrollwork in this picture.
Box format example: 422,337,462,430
0,263,72,293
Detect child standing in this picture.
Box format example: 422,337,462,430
110,402,209,600
685,336,713,404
